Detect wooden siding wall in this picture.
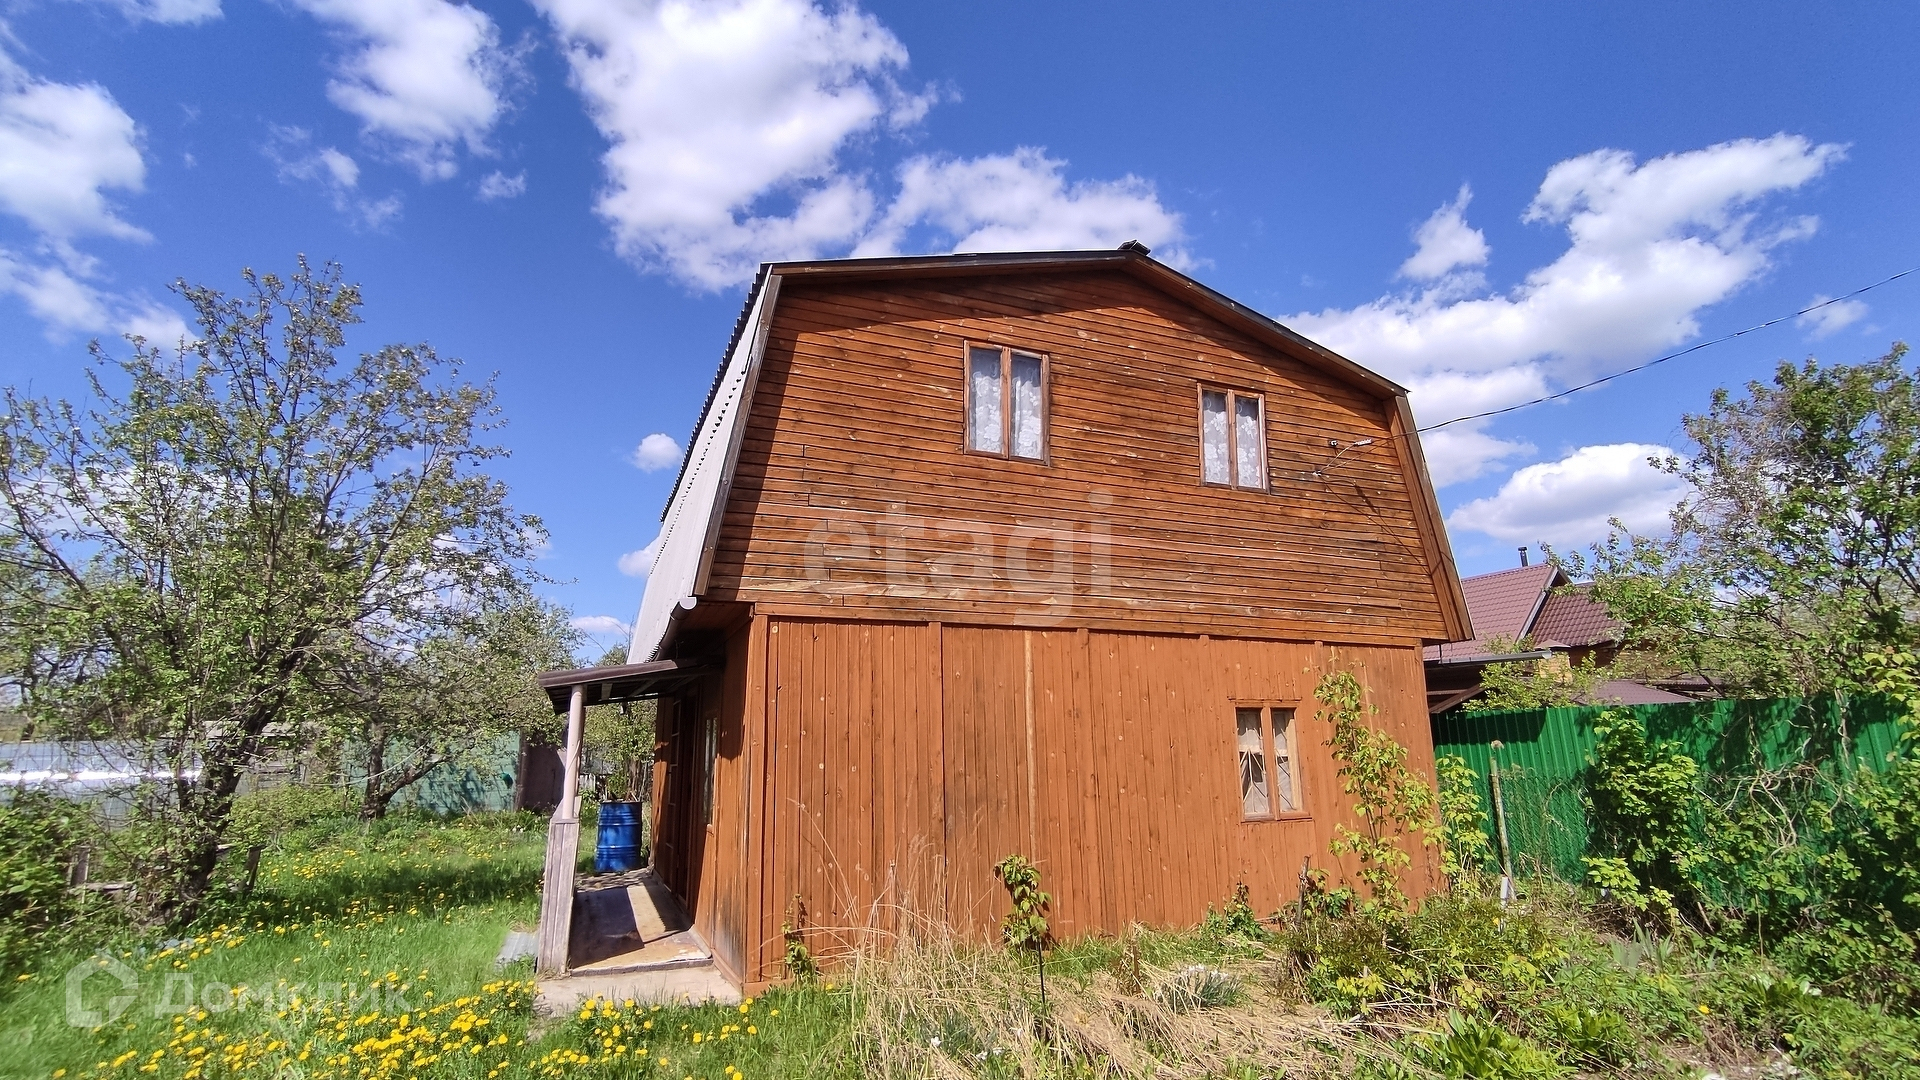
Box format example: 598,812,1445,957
745,616,1437,985
707,271,1455,646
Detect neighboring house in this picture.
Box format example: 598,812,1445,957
1423,557,1692,714
538,245,1471,991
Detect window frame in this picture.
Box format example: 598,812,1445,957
962,341,1051,464
1232,700,1307,822
1197,385,1269,491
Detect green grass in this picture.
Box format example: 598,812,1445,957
1,812,858,1080
10,811,1920,1079
2,813,551,1080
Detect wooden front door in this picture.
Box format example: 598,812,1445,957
652,684,722,922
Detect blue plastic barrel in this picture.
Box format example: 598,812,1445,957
593,801,646,874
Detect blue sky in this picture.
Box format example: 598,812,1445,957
2,1,1916,655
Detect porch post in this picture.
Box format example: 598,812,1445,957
536,683,587,975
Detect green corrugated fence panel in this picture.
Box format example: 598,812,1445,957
1432,695,1908,883
338,733,522,818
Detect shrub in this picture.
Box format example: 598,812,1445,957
1285,892,1562,1015
1436,754,1494,885
1316,667,1439,909
226,782,352,850
1583,709,1709,921
0,791,89,978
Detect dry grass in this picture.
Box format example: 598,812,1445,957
823,916,1410,1080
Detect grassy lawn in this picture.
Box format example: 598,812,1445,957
2,813,855,1080
9,812,1920,1080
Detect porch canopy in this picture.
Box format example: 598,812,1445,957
529,655,715,975
535,657,714,713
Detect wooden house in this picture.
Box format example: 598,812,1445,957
535,246,1472,991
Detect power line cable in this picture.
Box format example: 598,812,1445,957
1415,265,1920,434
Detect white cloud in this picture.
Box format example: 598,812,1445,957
536,0,1183,289
629,432,681,471
571,614,632,637
0,56,148,242
266,127,403,229
1798,295,1867,339
0,248,190,344
855,149,1187,264
476,169,525,200
1447,442,1688,549
537,0,912,287
617,535,662,578
0,52,194,343
1399,184,1488,281
1422,426,1535,489
290,0,519,181
81,0,222,23
1289,135,1844,485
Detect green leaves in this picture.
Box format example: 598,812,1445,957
1435,755,1494,883
1566,343,1920,702
1317,667,1439,909
0,258,548,918
991,854,1050,954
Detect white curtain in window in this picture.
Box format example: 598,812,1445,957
1010,353,1044,459
1201,390,1229,483
1237,707,1270,817
1234,395,1263,488
968,347,1003,453
1271,708,1295,811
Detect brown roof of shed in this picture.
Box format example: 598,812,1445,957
1459,564,1564,640
1532,584,1620,649
1424,564,1619,663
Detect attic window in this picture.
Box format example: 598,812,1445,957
1235,705,1300,819
966,344,1048,461
1200,387,1266,490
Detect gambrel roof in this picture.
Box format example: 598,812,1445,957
629,247,1471,661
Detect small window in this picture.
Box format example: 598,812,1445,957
1199,387,1266,489
1233,705,1300,819
966,344,1048,461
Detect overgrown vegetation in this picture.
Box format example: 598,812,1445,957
1315,667,1439,908
0,259,556,923
13,794,1920,1079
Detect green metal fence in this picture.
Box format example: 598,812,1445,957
1432,695,1908,882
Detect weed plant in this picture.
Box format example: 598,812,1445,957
10,805,1920,1079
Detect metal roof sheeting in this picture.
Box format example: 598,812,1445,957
627,273,780,662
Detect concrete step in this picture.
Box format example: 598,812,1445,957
535,961,741,1015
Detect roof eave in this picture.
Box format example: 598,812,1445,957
765,248,1411,399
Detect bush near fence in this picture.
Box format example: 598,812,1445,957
1433,695,1906,884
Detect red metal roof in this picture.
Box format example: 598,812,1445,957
1424,564,1562,662
1459,564,1563,640
1531,584,1620,649
1423,564,1620,661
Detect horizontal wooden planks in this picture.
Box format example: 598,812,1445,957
711,270,1453,641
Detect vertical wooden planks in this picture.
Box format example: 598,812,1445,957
746,620,1439,965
